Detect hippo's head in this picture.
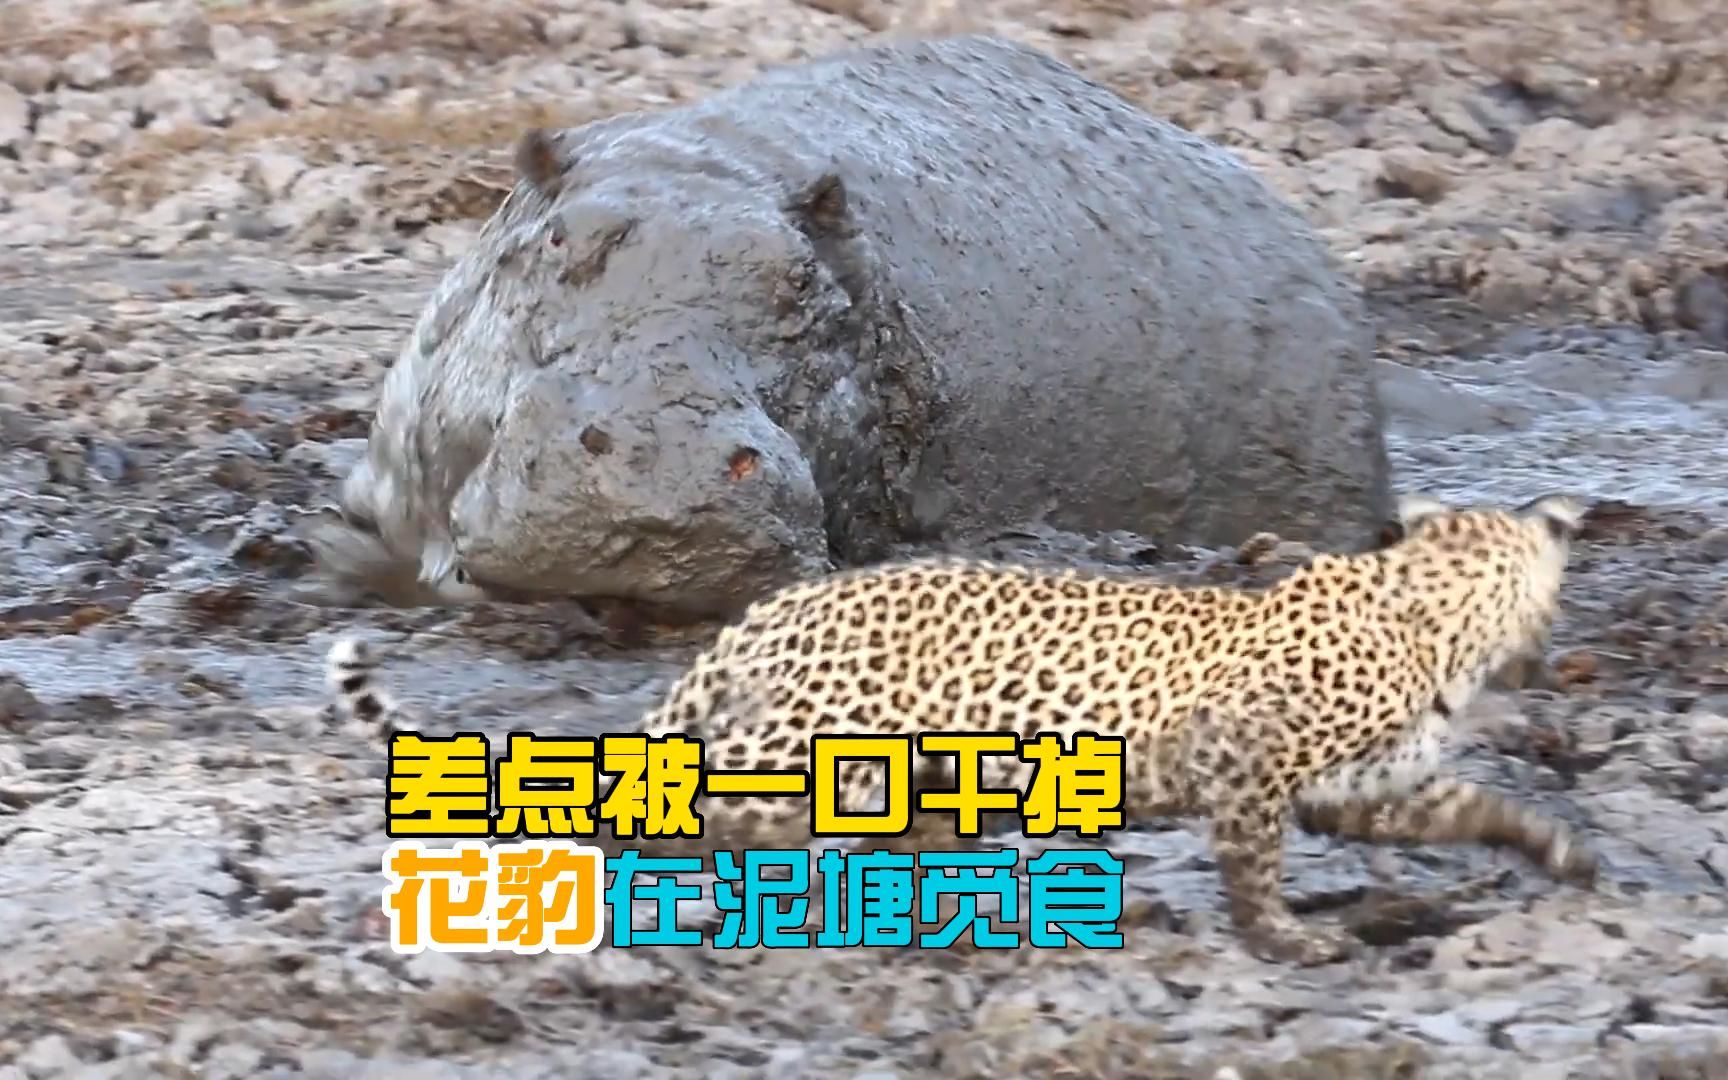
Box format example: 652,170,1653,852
301,125,863,616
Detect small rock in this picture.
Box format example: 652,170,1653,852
1501,1022,1600,1056
565,948,682,1021
583,1048,659,1076
265,896,330,937
107,1029,163,1055
246,150,311,201
202,1041,267,1079
1551,649,1599,687
0,84,28,153
1307,146,1387,210
282,437,366,478
139,68,247,129
1423,87,1524,154
256,65,320,110
0,404,42,447
16,1033,82,1074
83,439,133,484
1621,1023,1728,1053
1640,350,1728,403
21,745,88,772
1679,274,1728,345
1454,997,1527,1026
1516,349,1632,396
229,213,285,241
1694,527,1728,561
1374,360,1531,435
0,54,54,94
544,13,588,47
59,43,115,89
269,164,380,238
0,674,46,729
210,23,279,71
1703,845,1728,887
293,1049,374,1075
33,99,127,157
1380,146,1452,203
126,589,190,630
404,948,482,989
1511,117,1587,167
1679,714,1728,766
414,987,525,1044
1410,1011,1482,1046
763,1045,809,1079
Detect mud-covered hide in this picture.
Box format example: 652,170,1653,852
305,34,1391,616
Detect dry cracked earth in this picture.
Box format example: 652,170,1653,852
2,0,1727,1077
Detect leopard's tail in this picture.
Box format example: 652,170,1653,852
325,636,409,749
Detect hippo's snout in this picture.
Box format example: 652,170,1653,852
449,363,830,618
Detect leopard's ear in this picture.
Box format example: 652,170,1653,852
1394,493,1452,532
1374,519,1407,549
1517,493,1588,542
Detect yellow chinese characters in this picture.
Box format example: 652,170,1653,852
386,734,491,837
383,730,1124,842
598,735,705,840
917,733,1022,836
494,733,597,837
1020,733,1125,836
803,731,1124,839
386,732,709,842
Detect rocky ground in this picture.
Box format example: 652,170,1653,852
1,0,1727,1077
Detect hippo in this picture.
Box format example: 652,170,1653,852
299,33,1391,618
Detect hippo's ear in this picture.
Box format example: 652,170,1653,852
785,171,852,239
514,128,568,201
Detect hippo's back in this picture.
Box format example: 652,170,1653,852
599,34,1391,552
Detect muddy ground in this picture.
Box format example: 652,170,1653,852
2,0,1727,1077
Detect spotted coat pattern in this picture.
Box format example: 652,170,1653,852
326,492,1600,965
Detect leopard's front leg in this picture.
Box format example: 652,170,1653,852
1207,788,1356,965
1190,716,1356,966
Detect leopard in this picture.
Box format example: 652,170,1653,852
325,491,1600,966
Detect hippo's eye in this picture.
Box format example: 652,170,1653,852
455,568,470,586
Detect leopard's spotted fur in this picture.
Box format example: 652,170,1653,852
326,492,1599,965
